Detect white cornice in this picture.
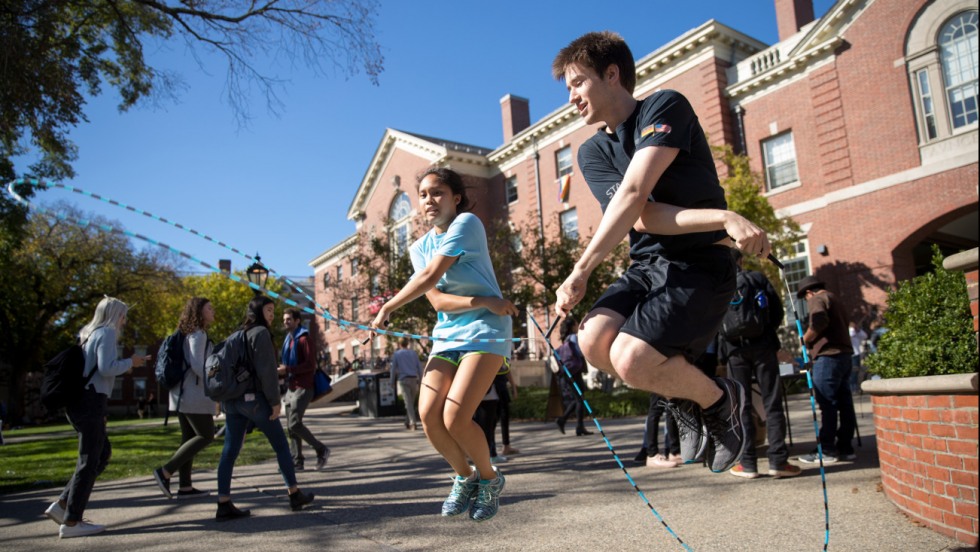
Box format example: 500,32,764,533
489,20,766,166
727,0,873,100
346,129,492,221
308,234,358,270
776,150,978,219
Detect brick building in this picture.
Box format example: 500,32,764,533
310,0,978,367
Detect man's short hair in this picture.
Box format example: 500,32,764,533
284,307,302,321
399,338,410,348
552,31,636,94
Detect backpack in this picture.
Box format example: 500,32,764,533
155,329,190,391
720,271,770,341
39,342,95,412
556,337,586,377
204,330,254,402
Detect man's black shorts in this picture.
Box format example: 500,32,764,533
591,245,736,361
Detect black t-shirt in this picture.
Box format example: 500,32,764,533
577,90,727,259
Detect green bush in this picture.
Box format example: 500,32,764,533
509,384,650,420
865,246,978,378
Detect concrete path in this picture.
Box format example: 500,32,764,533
0,394,968,551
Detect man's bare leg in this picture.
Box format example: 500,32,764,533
577,308,625,374
609,334,722,408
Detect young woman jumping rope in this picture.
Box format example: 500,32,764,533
371,167,518,522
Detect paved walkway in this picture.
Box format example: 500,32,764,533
0,394,968,551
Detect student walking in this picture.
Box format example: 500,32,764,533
44,297,149,538
278,307,329,471
390,338,424,431
153,297,218,499
214,296,313,521
371,167,518,522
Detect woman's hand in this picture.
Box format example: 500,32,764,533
270,403,281,421
480,297,520,316
370,306,391,331
724,212,771,259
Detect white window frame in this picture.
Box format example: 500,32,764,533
761,132,799,191
779,238,812,323
505,176,519,204
390,192,413,256
556,146,573,178
560,208,579,240
905,3,978,161
939,11,979,130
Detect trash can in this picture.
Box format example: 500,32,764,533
357,370,401,418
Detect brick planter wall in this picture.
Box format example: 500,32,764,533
865,374,979,546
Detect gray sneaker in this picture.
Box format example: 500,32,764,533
665,399,707,464
470,467,506,522
441,471,479,517
703,378,748,473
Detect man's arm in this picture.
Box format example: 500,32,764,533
555,145,677,314
634,203,771,258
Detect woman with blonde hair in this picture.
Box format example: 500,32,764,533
44,296,149,538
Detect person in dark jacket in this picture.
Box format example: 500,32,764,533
278,307,329,471
721,250,800,479
214,296,313,521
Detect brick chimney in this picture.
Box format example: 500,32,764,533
500,94,530,143
775,0,815,41
219,259,231,273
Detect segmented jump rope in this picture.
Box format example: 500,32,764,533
527,252,831,551
7,179,829,550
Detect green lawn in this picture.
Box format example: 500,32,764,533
0,423,277,494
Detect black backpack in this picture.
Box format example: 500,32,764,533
39,342,96,412
204,329,254,402
720,271,770,341
155,329,190,391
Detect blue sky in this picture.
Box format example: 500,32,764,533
17,0,835,277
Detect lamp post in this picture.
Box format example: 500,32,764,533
246,254,269,294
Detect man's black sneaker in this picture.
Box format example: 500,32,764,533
215,501,250,521
665,399,707,464
703,378,748,473
289,490,314,511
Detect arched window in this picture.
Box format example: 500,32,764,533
939,11,978,129
905,3,978,161
389,191,413,255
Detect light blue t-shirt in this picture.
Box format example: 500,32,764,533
409,212,512,358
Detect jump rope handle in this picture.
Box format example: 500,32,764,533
361,320,389,345
728,235,784,270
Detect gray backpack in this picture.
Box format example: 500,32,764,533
204,330,253,402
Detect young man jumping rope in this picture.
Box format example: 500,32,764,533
552,31,772,473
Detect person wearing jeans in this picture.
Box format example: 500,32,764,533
796,276,857,464
214,296,313,521
809,353,857,460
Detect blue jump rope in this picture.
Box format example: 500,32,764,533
6,178,830,550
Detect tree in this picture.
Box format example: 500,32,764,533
491,218,629,327
0,203,182,422
346,215,436,353
164,272,288,343
714,145,801,283
0,0,384,183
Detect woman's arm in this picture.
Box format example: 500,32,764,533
186,331,208,378
95,328,134,377
370,254,459,327
424,288,517,315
